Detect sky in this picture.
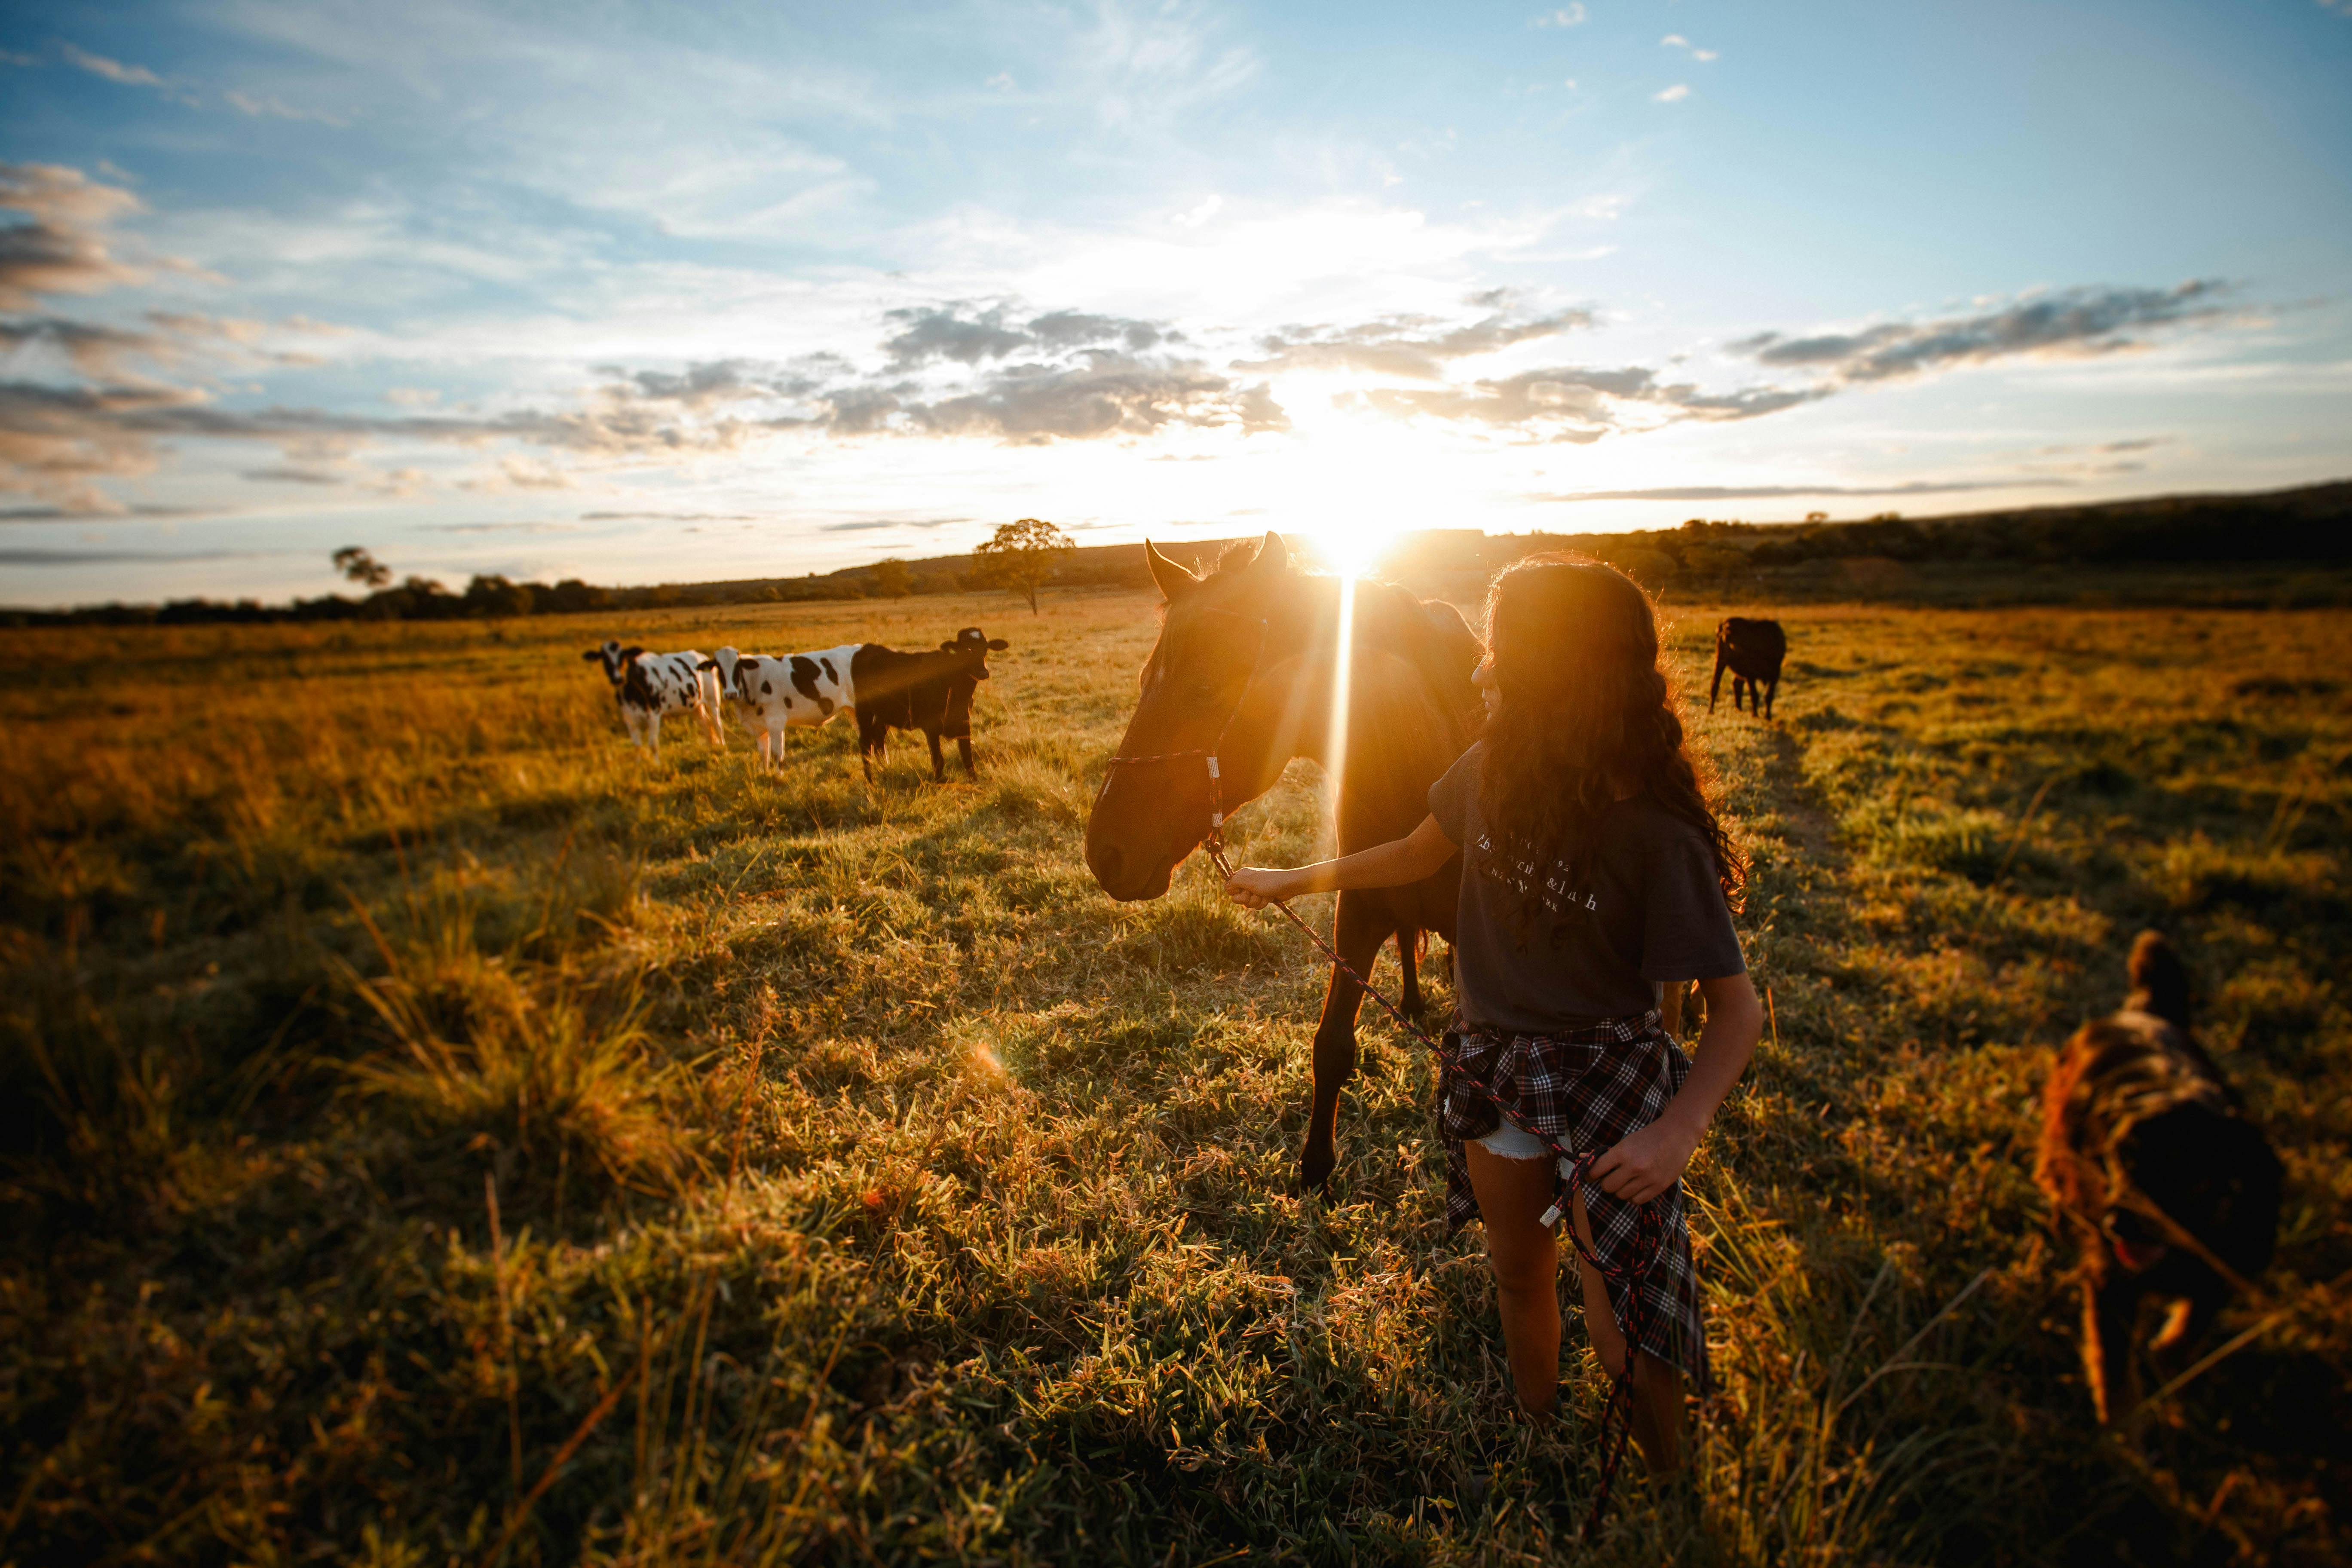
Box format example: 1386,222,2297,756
2,0,2349,606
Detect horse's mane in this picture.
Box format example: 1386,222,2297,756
1178,541,1482,744
1259,560,1482,754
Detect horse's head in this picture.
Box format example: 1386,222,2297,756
1086,530,1314,901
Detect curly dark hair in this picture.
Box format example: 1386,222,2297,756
1476,554,1744,914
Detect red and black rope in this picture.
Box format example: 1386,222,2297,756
1108,622,1666,1536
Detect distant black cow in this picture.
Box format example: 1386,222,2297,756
849,627,1009,782
1709,617,1787,720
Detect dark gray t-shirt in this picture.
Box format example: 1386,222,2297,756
1428,741,1746,1033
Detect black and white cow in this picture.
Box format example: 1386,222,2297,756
698,643,861,771
580,641,725,754
848,626,1008,782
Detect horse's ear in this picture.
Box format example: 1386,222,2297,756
1246,530,1289,579
1145,539,1197,602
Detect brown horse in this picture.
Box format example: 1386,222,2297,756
1085,531,1482,1188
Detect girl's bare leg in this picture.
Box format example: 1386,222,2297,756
1571,1188,1685,1476
1465,1142,1564,1420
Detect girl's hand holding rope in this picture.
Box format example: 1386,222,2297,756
1224,867,1296,909
1589,1113,1703,1205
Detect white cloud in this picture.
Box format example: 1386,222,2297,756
1662,35,1719,61
59,44,168,89
225,90,349,126
1171,194,1223,228
1654,83,1690,103
1532,5,1588,26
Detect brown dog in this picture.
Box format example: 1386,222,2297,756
2035,931,2282,1423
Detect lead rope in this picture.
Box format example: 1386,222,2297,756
1202,824,1664,1539
1107,627,1663,1537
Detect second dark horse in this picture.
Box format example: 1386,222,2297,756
1084,533,1482,1188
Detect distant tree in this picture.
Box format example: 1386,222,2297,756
332,545,392,588
971,518,1077,615
871,557,914,599
1604,547,1679,590
1680,544,1743,579
545,578,612,614
463,574,534,617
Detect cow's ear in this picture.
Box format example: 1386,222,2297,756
938,640,958,652
988,638,1007,650
581,649,600,661
697,658,717,671
619,645,643,660
1145,539,1198,602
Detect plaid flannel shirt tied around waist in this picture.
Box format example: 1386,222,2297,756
1439,1013,1712,1395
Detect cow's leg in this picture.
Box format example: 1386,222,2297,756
956,736,977,778
1764,674,1779,721
925,727,946,783
646,711,662,757
1709,652,1727,713
1301,892,1393,1191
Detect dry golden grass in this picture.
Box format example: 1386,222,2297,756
0,588,2346,1565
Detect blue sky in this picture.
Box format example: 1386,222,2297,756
3,0,2348,605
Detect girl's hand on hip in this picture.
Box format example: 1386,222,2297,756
1225,867,1290,909
1588,1116,1701,1205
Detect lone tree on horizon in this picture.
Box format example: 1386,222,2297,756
871,557,913,599
971,518,1075,615
332,545,392,588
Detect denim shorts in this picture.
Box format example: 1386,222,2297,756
1476,1118,1552,1159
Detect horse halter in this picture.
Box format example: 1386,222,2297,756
1099,606,1271,869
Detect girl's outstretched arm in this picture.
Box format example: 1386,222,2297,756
1225,813,1457,908
1588,971,1762,1204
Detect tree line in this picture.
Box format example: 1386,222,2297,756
5,520,1081,629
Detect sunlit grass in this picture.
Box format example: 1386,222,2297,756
0,588,2345,1565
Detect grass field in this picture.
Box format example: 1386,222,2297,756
2,585,2346,1566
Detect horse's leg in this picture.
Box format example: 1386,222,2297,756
1398,926,1424,1019
1301,891,1390,1192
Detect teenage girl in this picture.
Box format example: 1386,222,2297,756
1225,556,1761,1472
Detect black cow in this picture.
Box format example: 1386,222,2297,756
1709,616,1787,720
848,626,1009,782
